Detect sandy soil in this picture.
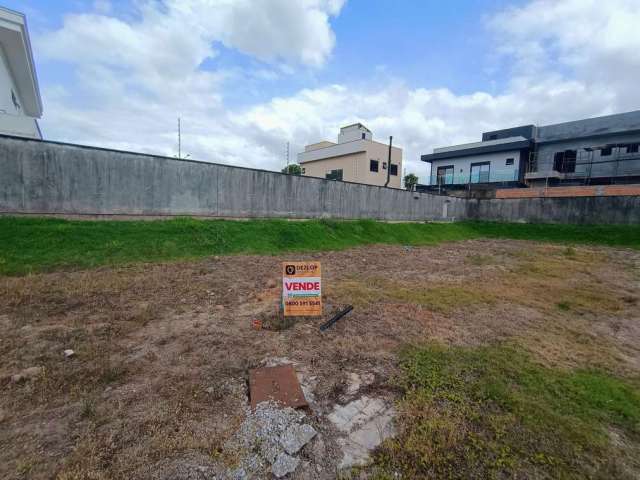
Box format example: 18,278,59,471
1,239,639,479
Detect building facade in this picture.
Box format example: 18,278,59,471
421,111,640,189
298,124,403,189
0,7,42,139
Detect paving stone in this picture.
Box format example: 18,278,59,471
327,396,386,433
280,423,317,455
271,452,299,478
328,397,397,470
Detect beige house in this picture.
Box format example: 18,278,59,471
297,124,403,188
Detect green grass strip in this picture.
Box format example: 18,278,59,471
0,216,639,276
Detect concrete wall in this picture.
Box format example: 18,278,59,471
466,196,640,225
1,135,638,225
0,135,464,221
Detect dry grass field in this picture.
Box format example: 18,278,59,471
1,239,639,479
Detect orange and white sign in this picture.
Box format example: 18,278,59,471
282,261,322,316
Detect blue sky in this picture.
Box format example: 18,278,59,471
5,0,640,178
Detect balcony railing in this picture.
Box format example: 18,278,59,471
429,168,519,186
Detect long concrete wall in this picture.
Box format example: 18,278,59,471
1,135,638,224
466,196,640,224
0,135,466,221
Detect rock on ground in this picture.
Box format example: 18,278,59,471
280,423,317,455
271,452,300,478
223,402,317,478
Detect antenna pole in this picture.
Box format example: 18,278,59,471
385,135,393,187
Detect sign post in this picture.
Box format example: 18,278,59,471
282,261,322,317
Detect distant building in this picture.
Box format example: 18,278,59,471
421,110,640,189
298,124,403,188
0,7,42,139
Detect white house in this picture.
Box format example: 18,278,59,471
0,7,42,139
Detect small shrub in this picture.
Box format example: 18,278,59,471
80,396,96,419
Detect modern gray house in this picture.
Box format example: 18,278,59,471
421,110,640,189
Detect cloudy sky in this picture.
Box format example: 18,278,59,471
8,0,640,180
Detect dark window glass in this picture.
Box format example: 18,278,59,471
370,159,379,172
553,150,576,173
553,151,564,171
325,169,343,181
436,165,454,185
563,150,576,173
601,147,612,156
506,158,514,166
389,164,398,176
361,133,366,139
626,144,639,153
470,162,490,183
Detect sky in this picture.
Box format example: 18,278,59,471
7,0,640,181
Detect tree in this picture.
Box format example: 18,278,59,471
281,164,302,175
404,173,418,191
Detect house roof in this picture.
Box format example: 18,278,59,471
421,136,530,163
0,7,42,118
340,123,371,133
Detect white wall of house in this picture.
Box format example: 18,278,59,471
0,7,42,139
338,124,372,143
0,47,39,138
429,149,522,184
0,47,20,114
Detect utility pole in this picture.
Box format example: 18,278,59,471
178,117,181,159
384,136,393,187
286,141,290,165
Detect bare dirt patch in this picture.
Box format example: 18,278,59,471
1,240,639,479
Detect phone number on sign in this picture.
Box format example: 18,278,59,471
284,299,321,307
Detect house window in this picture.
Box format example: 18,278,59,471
389,164,398,176
470,162,490,183
325,169,343,181
301,168,306,174
361,133,366,140
436,165,454,185
601,146,612,156
626,144,639,153
553,150,577,173
505,158,514,166
370,159,379,172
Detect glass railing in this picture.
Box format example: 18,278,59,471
429,169,519,185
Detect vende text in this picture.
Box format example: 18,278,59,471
285,282,320,291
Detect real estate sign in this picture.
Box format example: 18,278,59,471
282,261,322,316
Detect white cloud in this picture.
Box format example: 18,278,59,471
34,0,640,184
488,0,640,106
